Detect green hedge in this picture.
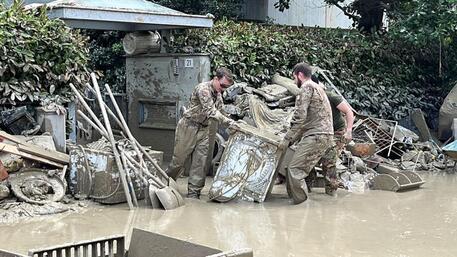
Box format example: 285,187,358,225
85,30,126,93
169,20,444,121
0,1,89,106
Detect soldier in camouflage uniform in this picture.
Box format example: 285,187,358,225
166,68,236,199
305,75,355,193
312,75,354,152
279,63,337,204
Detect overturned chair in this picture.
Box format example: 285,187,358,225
0,228,253,257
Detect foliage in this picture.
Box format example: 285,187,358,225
390,0,457,81
168,20,444,120
85,30,126,92
84,0,246,92
0,0,90,105
150,0,243,19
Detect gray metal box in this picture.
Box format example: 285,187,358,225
126,54,211,160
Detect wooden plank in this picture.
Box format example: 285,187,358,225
0,131,69,163
91,73,134,210
0,143,64,168
17,144,69,164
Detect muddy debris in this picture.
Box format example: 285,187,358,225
212,69,457,198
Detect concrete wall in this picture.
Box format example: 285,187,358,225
241,0,353,29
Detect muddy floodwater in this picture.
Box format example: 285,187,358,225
1,173,457,256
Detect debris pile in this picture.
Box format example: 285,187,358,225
68,73,184,210
0,131,83,223
0,72,183,223
219,70,455,195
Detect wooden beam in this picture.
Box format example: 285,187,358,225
0,143,64,168
0,131,69,164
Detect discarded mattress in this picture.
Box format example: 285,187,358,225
209,123,282,203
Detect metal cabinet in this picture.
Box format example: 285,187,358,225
126,53,211,160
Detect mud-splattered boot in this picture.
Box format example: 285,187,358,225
325,179,342,196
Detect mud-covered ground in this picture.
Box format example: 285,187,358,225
1,173,456,257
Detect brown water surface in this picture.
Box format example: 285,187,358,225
1,173,456,257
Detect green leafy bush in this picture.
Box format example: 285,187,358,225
0,1,89,105
85,30,126,93
151,0,243,19
169,20,444,120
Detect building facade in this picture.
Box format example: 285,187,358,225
241,0,353,29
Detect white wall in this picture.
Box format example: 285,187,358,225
242,0,353,29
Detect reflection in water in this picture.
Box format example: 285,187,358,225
1,173,457,257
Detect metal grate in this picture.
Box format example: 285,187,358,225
353,117,399,157
28,236,124,257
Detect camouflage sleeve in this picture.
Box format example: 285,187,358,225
198,88,233,126
284,86,312,142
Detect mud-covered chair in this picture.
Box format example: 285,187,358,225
8,228,252,257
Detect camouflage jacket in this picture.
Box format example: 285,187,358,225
285,80,333,143
183,81,232,126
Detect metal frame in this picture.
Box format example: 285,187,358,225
353,117,399,157
28,235,125,257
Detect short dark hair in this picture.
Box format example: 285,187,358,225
215,67,234,85
292,62,312,78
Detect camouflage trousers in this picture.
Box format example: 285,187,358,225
286,134,336,204
166,118,209,196
334,129,348,155
306,129,346,193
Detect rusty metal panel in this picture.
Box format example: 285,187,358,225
126,53,211,160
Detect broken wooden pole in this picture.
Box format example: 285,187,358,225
91,73,135,210
120,152,139,207
88,82,172,182
70,83,108,136
85,84,125,130
124,153,166,188
105,84,147,175
77,110,109,139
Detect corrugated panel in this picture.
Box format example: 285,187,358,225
241,0,353,28
267,0,352,28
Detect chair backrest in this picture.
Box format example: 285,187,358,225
27,235,125,257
